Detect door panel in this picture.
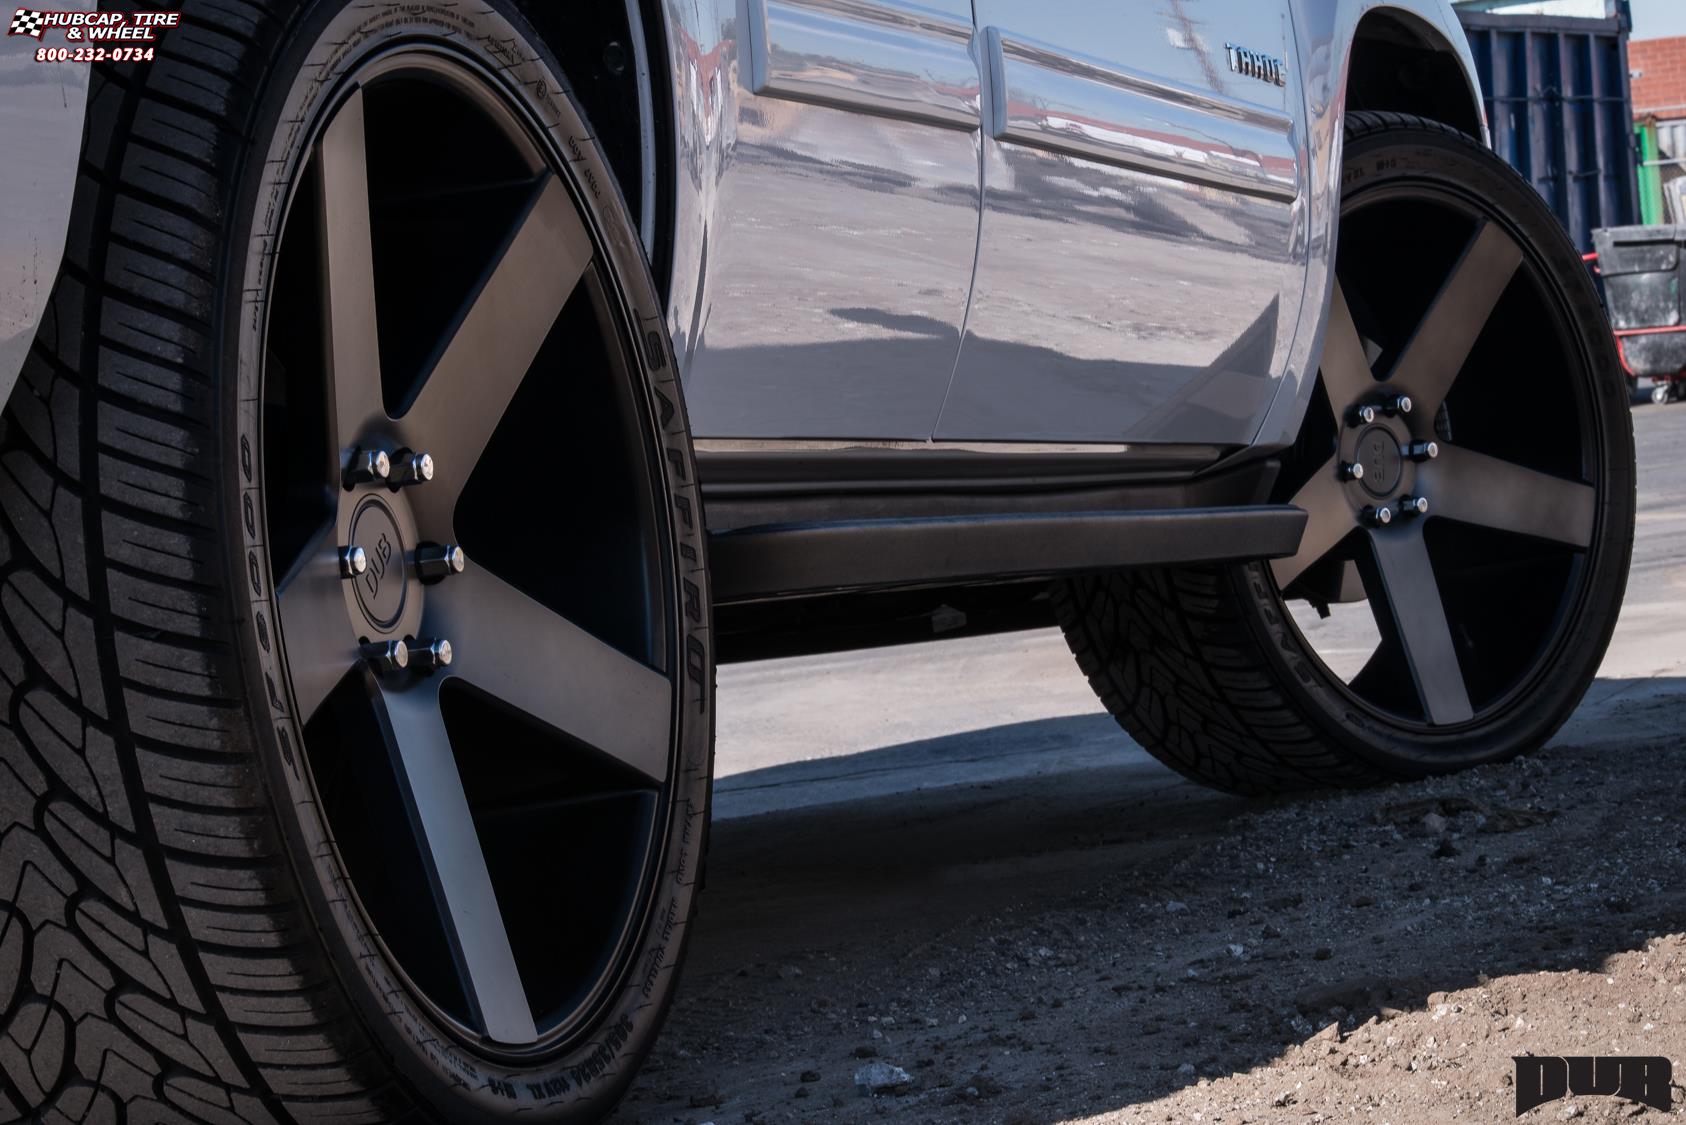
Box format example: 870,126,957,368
935,2,1307,444
678,0,981,440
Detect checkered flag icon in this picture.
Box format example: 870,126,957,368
8,8,45,36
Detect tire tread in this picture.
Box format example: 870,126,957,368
0,3,412,1121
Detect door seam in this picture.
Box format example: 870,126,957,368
930,7,990,441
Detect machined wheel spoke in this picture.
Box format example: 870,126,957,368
275,525,361,724
316,88,387,448
1423,445,1595,548
398,173,594,527
373,681,536,1044
1320,282,1377,418
1387,221,1522,413
1366,525,1474,725
429,566,672,782
1272,457,1357,590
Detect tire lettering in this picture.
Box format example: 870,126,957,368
525,1074,572,1099
652,386,675,428
568,1015,634,1089
685,635,706,713
643,327,667,371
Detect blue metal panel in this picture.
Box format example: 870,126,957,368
1458,9,1639,251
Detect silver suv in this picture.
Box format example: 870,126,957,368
0,0,1633,1120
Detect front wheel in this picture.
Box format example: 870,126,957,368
0,1,712,1120
1056,112,1634,793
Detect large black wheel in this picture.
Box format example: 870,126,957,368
0,2,712,1121
1055,112,1634,793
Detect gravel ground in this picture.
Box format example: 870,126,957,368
615,404,1686,1124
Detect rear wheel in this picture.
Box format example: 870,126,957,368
1055,112,1634,792
0,1,711,1120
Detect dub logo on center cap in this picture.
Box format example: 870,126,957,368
348,497,407,631
1355,426,1404,496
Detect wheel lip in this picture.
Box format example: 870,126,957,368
1275,171,1615,740
253,42,683,1062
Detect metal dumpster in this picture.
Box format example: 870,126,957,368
1459,5,1640,252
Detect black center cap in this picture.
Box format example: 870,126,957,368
349,497,407,631
1355,425,1403,496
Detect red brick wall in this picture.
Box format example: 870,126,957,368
1632,37,1686,120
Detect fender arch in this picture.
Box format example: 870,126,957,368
1345,7,1486,139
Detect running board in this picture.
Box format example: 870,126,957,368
708,505,1308,602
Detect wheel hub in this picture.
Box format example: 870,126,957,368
1352,423,1406,498
1338,410,1418,517
348,496,410,632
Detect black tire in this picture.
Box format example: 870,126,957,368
1054,111,1635,794
0,2,712,1122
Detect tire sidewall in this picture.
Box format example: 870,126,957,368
219,1,712,1117
1236,120,1636,776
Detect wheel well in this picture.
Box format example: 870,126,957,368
513,0,660,244
1346,10,1483,138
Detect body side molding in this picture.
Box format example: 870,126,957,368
745,0,980,130
984,28,1300,202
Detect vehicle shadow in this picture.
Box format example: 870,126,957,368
616,675,1686,1122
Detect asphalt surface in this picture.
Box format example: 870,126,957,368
616,402,1686,1123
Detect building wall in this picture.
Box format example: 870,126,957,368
1632,36,1686,119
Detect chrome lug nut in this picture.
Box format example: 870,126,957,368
343,448,391,488
1340,461,1366,482
1349,404,1378,426
414,543,466,582
1404,440,1439,462
1361,505,1394,527
1384,393,1413,416
362,639,409,675
407,637,453,672
1400,495,1430,517
390,449,434,487
339,545,368,578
